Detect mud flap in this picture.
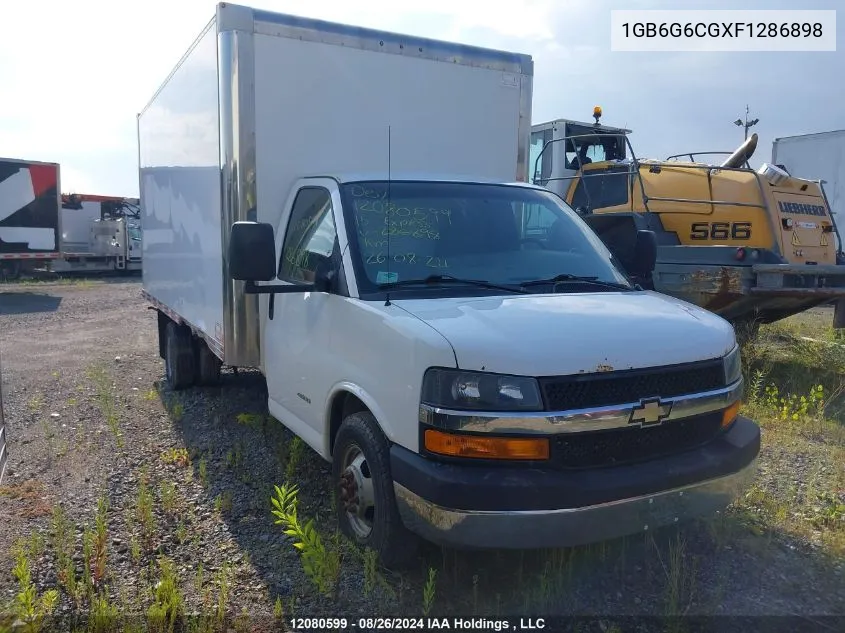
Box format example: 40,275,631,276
834,298,845,329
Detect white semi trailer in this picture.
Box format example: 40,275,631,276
138,2,760,567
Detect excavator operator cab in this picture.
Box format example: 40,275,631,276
530,113,632,216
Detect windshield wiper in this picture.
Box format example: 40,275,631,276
519,274,633,291
377,274,529,294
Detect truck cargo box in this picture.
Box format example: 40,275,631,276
138,2,533,367
0,157,61,276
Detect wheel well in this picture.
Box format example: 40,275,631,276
329,392,369,456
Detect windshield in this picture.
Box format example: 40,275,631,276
127,225,142,242
339,181,632,296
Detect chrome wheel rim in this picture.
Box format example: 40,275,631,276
338,444,375,539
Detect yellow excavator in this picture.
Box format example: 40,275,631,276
530,107,845,335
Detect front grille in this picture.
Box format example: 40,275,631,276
538,359,725,411
551,412,725,469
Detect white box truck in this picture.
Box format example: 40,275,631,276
772,130,845,325
138,2,760,567
772,129,845,253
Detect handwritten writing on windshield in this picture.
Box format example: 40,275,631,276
366,252,449,268
349,184,452,243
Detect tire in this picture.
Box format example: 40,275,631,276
164,321,195,390
195,341,222,386
0,261,21,282
333,411,419,568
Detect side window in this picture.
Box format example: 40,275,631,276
571,168,630,213
278,187,338,283
514,202,587,253
529,130,553,184
514,203,557,239
585,144,606,162
525,204,557,237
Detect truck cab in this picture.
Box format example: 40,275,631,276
529,112,631,208
227,173,759,566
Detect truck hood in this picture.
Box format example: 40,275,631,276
392,291,736,376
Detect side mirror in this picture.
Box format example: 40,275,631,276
631,229,657,276
229,221,276,281
313,257,336,293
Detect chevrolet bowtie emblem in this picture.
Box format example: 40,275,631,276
629,398,672,427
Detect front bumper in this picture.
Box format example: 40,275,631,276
391,415,760,549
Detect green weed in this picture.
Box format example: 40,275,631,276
11,543,59,632
270,483,340,597
422,567,437,616
86,365,124,449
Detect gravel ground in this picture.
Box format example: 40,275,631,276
0,280,843,630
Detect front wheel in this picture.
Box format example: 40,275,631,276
333,411,419,568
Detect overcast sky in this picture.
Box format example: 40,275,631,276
0,0,841,196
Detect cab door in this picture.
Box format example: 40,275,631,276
262,183,344,452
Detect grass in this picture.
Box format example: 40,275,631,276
1,275,100,288
135,472,156,551
86,364,124,450
733,313,845,556
161,448,190,468
4,309,844,627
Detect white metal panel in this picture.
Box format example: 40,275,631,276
0,168,35,223
137,18,224,347
252,32,526,230
265,294,457,456
772,130,845,249
393,291,735,377
0,228,54,250
60,201,100,252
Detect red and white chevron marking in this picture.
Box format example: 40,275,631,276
0,162,58,251
0,252,60,260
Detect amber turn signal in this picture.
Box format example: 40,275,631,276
424,429,549,460
722,401,741,427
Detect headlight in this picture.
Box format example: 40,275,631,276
421,368,543,411
723,345,742,385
